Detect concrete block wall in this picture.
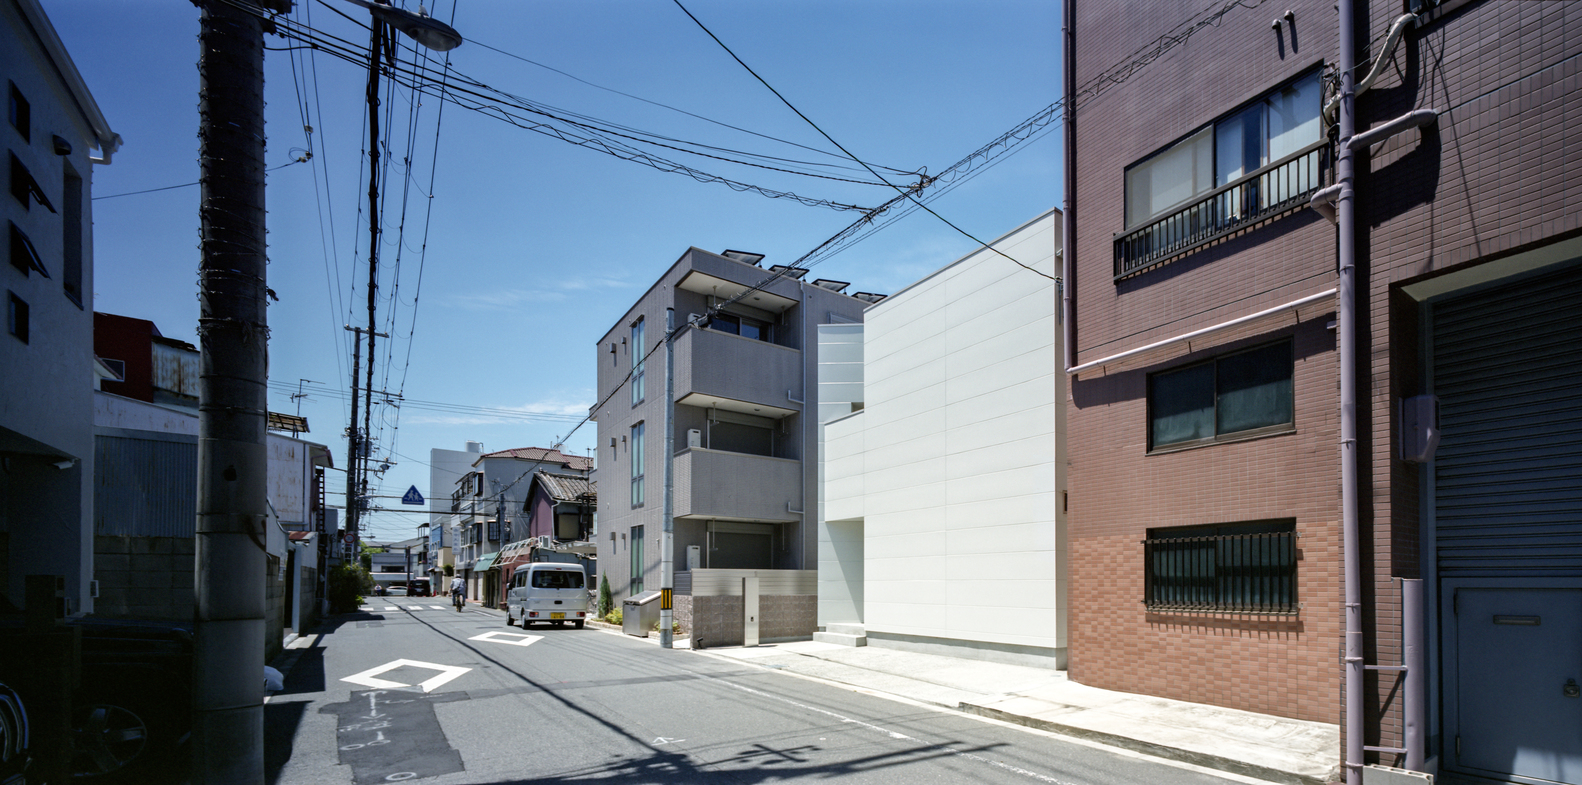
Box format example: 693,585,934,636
92,535,194,620
689,594,816,647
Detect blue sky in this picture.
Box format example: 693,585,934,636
46,0,1062,541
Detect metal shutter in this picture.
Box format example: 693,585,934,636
1431,262,1582,575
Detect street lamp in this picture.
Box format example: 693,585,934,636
344,0,463,51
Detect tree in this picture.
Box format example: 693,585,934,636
598,574,613,617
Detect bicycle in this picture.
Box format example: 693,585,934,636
452,589,465,612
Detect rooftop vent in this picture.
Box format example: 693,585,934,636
768,265,808,279
811,279,850,293
721,250,765,266
851,292,888,304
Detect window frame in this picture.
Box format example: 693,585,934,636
630,524,645,594
1143,519,1298,614
630,421,645,508
7,291,28,344
1122,67,1324,230
8,82,29,143
1147,339,1295,452
630,317,645,406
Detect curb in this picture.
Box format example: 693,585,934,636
957,702,1330,785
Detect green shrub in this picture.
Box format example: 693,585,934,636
598,575,613,617
605,607,622,625
328,563,374,614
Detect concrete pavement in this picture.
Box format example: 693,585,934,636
593,623,1340,785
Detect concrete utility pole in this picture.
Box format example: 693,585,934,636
194,0,289,781
660,308,676,648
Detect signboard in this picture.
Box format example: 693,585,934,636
402,486,425,506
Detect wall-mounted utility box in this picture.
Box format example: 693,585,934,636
1400,394,1440,463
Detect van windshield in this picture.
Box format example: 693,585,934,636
531,570,585,589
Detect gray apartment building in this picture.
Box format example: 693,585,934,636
1065,0,1581,782
593,248,874,599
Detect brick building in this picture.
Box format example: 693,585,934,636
1064,0,1580,782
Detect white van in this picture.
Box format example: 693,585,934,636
506,563,589,629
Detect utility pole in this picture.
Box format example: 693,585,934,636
344,325,362,542
194,0,288,781
343,325,386,543
660,308,676,648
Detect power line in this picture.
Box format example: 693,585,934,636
669,0,1056,282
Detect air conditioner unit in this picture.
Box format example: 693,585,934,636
687,429,702,448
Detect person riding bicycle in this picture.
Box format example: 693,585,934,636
450,575,466,609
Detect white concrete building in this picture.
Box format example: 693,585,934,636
818,209,1066,667
1,0,118,613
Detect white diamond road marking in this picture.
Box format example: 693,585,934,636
469,631,543,648
340,659,472,693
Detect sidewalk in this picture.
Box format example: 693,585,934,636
674,636,1340,785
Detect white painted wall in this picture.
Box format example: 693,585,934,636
835,209,1064,655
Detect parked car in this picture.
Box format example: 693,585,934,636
0,681,27,784
386,585,407,596
505,563,589,629
0,606,193,783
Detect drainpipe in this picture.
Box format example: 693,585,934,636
1062,0,1076,372
1337,0,1364,780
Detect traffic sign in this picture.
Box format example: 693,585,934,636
402,486,425,505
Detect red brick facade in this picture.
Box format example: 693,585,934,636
1067,0,1582,763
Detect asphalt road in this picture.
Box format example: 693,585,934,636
264,603,1252,785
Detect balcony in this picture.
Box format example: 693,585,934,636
674,447,801,523
1114,140,1331,281
673,325,801,415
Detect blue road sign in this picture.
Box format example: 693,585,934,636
402,486,425,505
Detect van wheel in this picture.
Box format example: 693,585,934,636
505,612,515,627
573,620,584,630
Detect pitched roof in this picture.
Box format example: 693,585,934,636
533,471,595,503
478,447,592,471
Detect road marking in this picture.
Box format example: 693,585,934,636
384,606,398,611
428,605,445,610
341,659,472,693
468,631,543,648
718,681,1078,785
652,737,685,745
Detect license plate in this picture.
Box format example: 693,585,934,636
550,612,565,619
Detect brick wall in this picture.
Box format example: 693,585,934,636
1070,0,1582,755
1068,0,1343,725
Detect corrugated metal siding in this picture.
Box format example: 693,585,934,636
685,569,817,596
95,434,197,537
1433,263,1582,576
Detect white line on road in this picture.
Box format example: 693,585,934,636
717,681,1079,785
341,659,472,693
469,631,543,647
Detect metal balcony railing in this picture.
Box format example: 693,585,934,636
1114,140,1332,281
1142,530,1297,614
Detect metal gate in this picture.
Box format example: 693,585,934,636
1431,261,1582,784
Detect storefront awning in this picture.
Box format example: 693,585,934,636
474,552,500,572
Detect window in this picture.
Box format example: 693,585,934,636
554,512,581,540
710,311,773,343
630,525,645,593
7,292,28,344
1125,71,1322,228
630,422,645,507
1149,340,1293,449
9,153,53,213
9,221,45,277
1143,520,1297,613
62,166,82,307
8,83,28,143
631,318,645,405
531,569,584,590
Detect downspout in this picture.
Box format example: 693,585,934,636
1337,0,1364,780
1062,0,1076,372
